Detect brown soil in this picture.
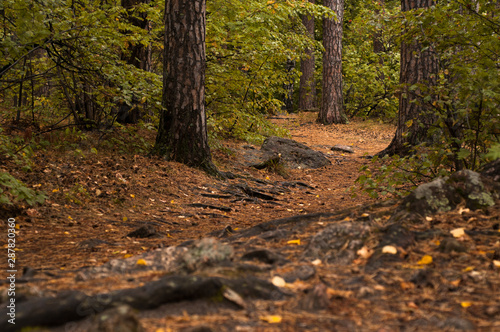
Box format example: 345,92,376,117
1,113,499,331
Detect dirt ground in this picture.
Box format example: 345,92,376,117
1,113,499,332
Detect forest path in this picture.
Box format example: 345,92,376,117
8,112,396,273
3,114,500,332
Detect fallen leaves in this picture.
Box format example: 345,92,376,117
260,315,282,324
382,245,398,255
418,255,433,265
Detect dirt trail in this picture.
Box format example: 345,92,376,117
3,113,395,273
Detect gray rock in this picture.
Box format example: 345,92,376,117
331,145,354,154
182,238,234,272
260,136,331,169
303,222,371,264
392,169,498,222
438,237,467,253
93,305,144,332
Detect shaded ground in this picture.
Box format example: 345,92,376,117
1,113,499,332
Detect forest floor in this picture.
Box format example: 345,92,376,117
1,112,499,332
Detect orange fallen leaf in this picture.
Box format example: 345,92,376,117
418,255,433,265
260,315,282,323
461,302,472,308
136,259,147,266
287,239,301,245
400,282,415,290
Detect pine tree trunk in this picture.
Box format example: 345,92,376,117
379,0,439,156
318,0,346,124
152,0,217,175
299,0,316,111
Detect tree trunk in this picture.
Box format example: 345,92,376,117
318,0,346,124
152,0,218,175
299,0,316,111
378,0,439,156
283,59,295,113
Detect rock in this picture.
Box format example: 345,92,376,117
258,136,331,169
438,237,467,253
439,317,475,331
241,249,289,265
92,305,144,332
392,169,498,222
303,222,371,264
283,265,316,283
379,224,414,248
409,268,435,288
125,224,159,238
182,238,234,272
298,283,330,311
331,145,354,154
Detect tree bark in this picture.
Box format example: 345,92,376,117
318,0,346,124
378,0,439,156
299,0,317,111
152,0,218,175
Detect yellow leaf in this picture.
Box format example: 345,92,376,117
15,224,20,230
450,228,465,238
52,189,59,193
136,259,147,266
287,239,301,245
123,216,128,222
260,315,282,324
406,119,413,128
130,194,135,198
64,231,70,235
418,255,433,265
361,213,369,217
461,302,472,308
493,260,500,268
463,266,474,272
123,254,133,258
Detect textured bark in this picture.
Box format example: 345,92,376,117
318,0,346,124
152,0,217,175
379,0,439,156
299,0,317,111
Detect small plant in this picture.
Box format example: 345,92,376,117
0,171,46,206
353,150,450,199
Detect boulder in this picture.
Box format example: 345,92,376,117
260,136,331,169
392,169,499,223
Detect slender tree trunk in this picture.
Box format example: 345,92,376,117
299,0,316,111
318,0,346,124
152,0,218,175
378,0,439,156
283,59,295,113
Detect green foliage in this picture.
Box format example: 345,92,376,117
343,2,400,120
0,171,46,206
402,1,499,170
205,0,334,142
1,0,162,128
354,151,450,199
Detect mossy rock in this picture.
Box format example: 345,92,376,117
392,169,499,222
